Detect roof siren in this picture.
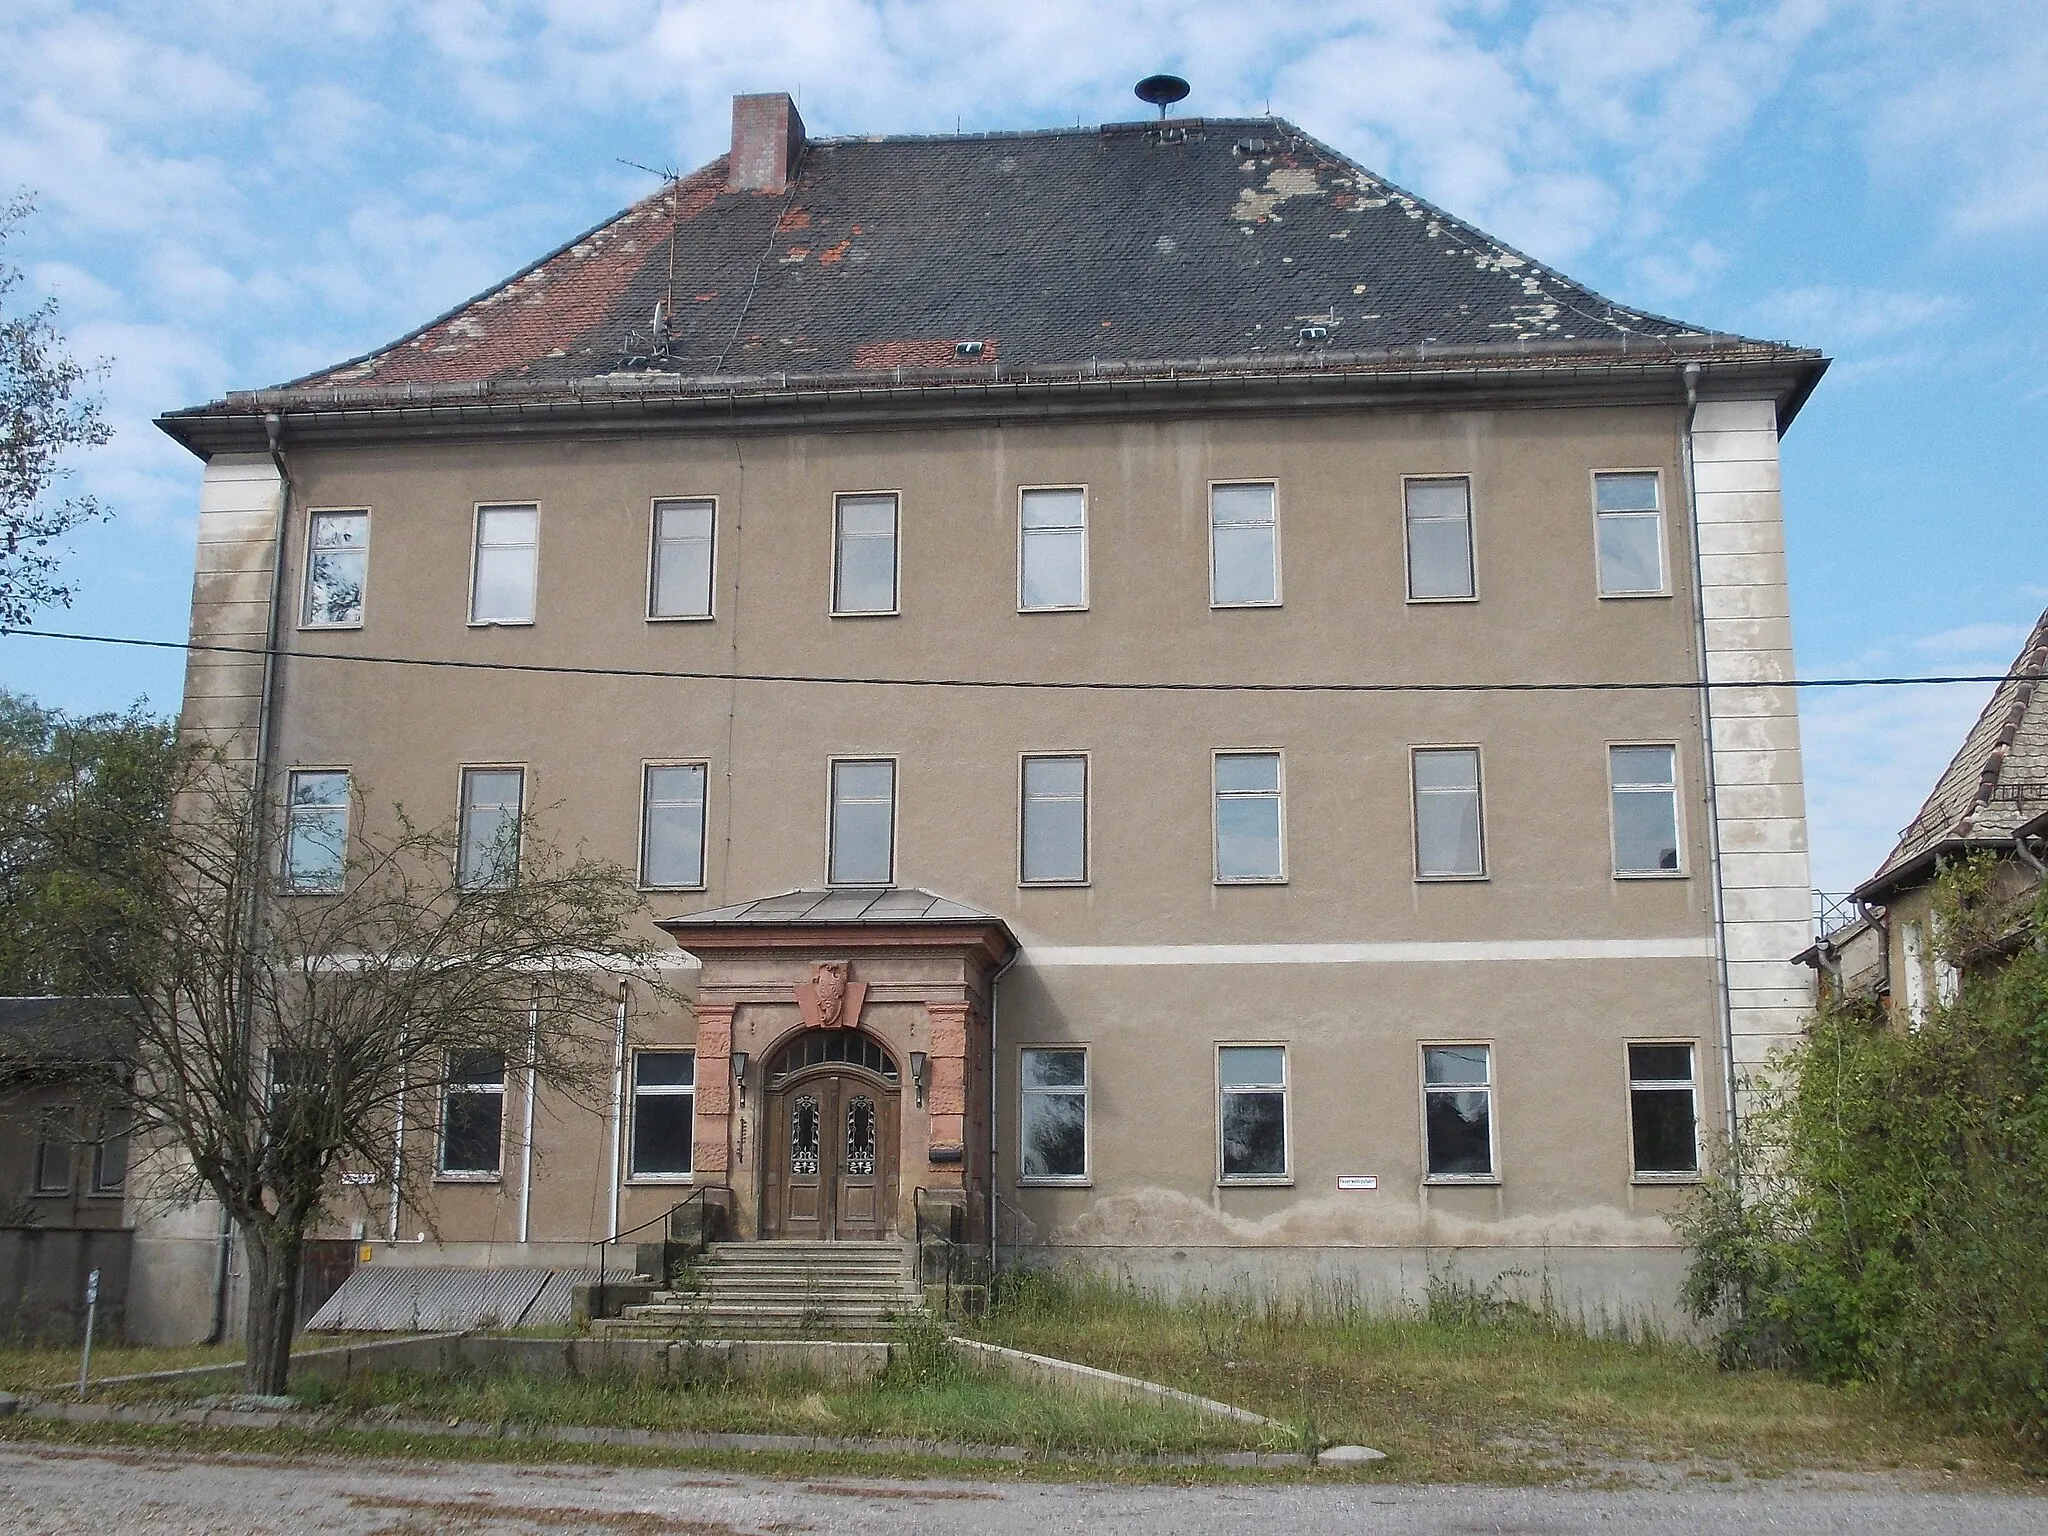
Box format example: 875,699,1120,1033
1134,74,1190,119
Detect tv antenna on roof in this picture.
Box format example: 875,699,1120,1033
1134,74,1190,119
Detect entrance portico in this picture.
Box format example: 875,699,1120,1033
658,889,1015,1245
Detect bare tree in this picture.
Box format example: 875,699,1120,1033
0,194,110,628
3,751,661,1393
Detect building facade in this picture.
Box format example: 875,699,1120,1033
143,94,1826,1338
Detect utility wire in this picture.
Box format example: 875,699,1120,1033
3,626,2037,696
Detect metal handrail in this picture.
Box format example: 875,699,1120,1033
592,1186,721,1317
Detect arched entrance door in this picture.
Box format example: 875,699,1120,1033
762,1030,901,1240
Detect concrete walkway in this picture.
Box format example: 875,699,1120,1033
0,1443,2040,1534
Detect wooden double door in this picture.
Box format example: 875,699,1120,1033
765,1068,900,1240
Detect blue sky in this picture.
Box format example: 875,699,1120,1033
0,0,2042,895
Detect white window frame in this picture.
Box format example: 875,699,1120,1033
1016,1044,1090,1186
1018,751,1090,887
638,759,710,891
1212,749,1287,885
1409,745,1487,881
436,1050,507,1181
282,767,351,895
456,764,526,890
1402,475,1478,604
825,755,898,887
467,502,540,627
1216,1042,1291,1186
1607,741,1685,879
1017,485,1090,613
1626,1040,1702,1183
646,496,717,622
1207,480,1282,609
300,507,370,629
1419,1041,1499,1185
830,490,902,617
626,1048,697,1183
1591,469,1671,599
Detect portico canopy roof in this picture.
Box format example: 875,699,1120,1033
657,888,1015,963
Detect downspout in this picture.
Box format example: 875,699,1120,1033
208,412,295,1344
387,1059,406,1242
605,980,629,1239
985,946,1020,1276
517,993,538,1243
1679,364,1742,1151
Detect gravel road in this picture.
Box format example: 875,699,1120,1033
0,1442,2042,1534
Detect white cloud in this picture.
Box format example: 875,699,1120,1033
1746,285,1963,345
1911,622,2032,658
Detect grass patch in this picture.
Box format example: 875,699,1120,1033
0,1341,242,1391
966,1268,2043,1485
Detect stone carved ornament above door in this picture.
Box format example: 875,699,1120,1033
794,960,868,1032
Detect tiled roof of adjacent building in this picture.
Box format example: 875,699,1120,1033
1860,606,2048,899
160,113,1823,437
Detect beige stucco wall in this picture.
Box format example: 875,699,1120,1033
169,398,1774,1323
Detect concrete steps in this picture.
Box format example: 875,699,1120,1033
593,1240,925,1340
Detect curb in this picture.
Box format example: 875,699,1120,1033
13,1398,1313,1469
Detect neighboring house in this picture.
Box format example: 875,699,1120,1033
1802,608,2048,1021
0,998,133,1342
144,93,1827,1340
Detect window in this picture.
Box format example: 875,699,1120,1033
1627,1043,1699,1178
470,504,538,624
1404,477,1474,600
641,762,708,889
1210,482,1278,606
1412,748,1484,879
457,767,524,890
439,1050,506,1176
302,509,368,627
283,769,349,893
91,1110,129,1196
1019,1047,1087,1182
832,493,899,614
1020,754,1087,884
31,1110,71,1195
1609,745,1681,875
828,759,895,886
1218,1045,1288,1182
1594,472,1665,596
1019,487,1087,611
1214,751,1284,882
629,1051,695,1178
649,498,715,619
1423,1045,1495,1179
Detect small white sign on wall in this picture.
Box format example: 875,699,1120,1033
1336,1175,1378,1191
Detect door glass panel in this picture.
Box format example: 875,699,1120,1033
790,1094,820,1175
845,1095,877,1175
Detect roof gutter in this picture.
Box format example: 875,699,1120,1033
158,353,1826,459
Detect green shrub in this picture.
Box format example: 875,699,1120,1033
1676,861,2048,1446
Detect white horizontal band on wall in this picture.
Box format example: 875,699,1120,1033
1021,936,1716,967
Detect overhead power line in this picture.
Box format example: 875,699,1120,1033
4,627,2036,696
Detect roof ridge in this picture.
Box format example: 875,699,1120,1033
807,116,1286,147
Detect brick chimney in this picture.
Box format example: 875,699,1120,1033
728,93,805,194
